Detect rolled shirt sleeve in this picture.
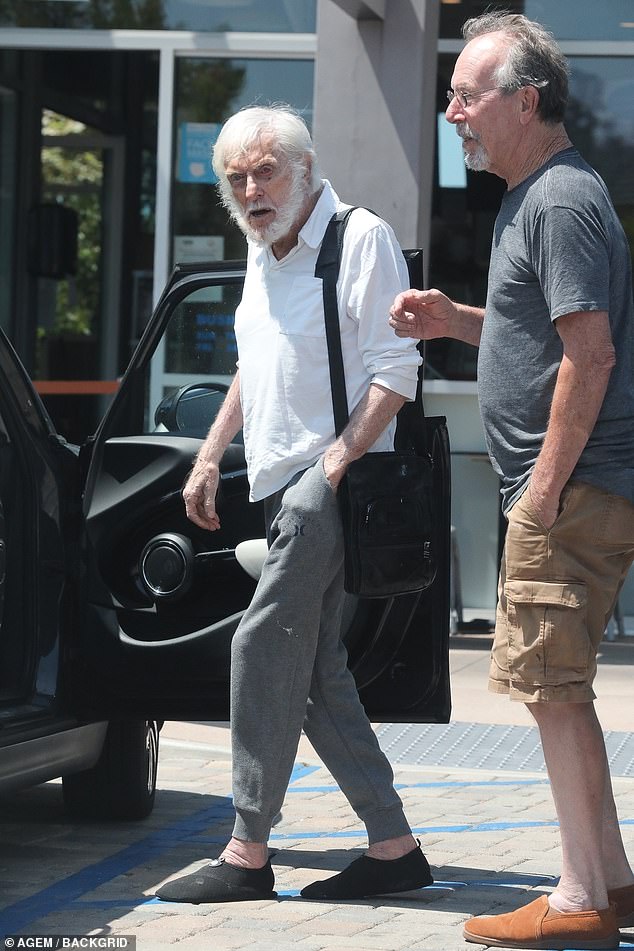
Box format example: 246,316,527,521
338,209,421,404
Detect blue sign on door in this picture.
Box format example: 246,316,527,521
178,123,220,184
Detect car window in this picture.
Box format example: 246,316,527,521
142,280,242,436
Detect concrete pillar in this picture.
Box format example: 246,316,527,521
313,0,439,267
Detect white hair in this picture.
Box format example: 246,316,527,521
212,104,322,197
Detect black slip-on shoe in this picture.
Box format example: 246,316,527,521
155,857,277,904
300,843,433,900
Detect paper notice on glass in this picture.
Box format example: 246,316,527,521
173,236,226,301
173,235,225,264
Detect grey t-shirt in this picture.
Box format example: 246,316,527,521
478,147,634,515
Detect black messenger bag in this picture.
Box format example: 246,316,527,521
315,208,438,599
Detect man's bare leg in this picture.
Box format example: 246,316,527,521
528,700,633,911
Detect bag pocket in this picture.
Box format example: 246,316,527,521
364,493,427,542
504,579,590,686
341,452,436,598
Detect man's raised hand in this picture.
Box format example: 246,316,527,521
389,288,456,340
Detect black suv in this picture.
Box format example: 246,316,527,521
0,261,451,821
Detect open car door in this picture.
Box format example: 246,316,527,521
73,261,451,724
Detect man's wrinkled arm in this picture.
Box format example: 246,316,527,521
182,372,243,531
529,310,615,528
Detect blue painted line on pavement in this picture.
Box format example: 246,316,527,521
1,837,182,933
263,818,561,839
73,876,557,909
0,761,320,931
266,809,634,838
287,778,550,793
264,881,557,898
0,796,237,932
289,763,321,783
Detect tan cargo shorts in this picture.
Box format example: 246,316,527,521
490,480,634,702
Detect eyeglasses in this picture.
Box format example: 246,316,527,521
446,85,504,109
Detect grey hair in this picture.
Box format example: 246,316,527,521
462,12,569,123
212,104,322,192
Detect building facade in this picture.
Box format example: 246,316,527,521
1,0,633,616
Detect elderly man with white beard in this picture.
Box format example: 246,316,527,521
155,105,433,905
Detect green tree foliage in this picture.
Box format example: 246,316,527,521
88,0,166,30
41,111,102,336
176,59,246,125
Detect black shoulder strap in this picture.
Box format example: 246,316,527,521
315,207,428,452
314,208,355,437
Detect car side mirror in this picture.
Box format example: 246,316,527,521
154,382,230,437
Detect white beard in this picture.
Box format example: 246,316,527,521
457,123,490,172
219,169,310,247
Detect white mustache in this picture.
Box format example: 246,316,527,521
456,122,480,142
246,201,273,213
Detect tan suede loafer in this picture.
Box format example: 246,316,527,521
463,894,620,949
609,882,634,928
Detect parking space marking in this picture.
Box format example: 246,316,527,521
70,875,558,910
0,761,319,931
267,820,560,840
0,798,237,931
288,763,321,782
287,778,550,793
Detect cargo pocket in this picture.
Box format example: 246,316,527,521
504,579,590,687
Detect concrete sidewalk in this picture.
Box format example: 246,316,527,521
1,636,633,951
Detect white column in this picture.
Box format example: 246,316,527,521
314,0,439,269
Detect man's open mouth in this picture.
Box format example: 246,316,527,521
249,208,273,219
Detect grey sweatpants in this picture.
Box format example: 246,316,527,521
230,458,411,844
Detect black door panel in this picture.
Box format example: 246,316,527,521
74,428,264,716
76,600,237,720
84,436,258,607
352,416,451,721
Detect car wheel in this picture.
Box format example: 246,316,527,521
62,719,160,820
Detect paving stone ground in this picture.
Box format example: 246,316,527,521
1,638,634,950
2,733,634,951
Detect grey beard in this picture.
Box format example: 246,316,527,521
464,146,490,172
457,123,490,173
219,173,310,247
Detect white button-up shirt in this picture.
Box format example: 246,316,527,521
234,180,421,502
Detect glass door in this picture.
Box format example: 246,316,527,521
34,110,124,441
16,47,161,443
170,55,315,268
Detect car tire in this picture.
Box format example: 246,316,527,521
62,719,160,820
